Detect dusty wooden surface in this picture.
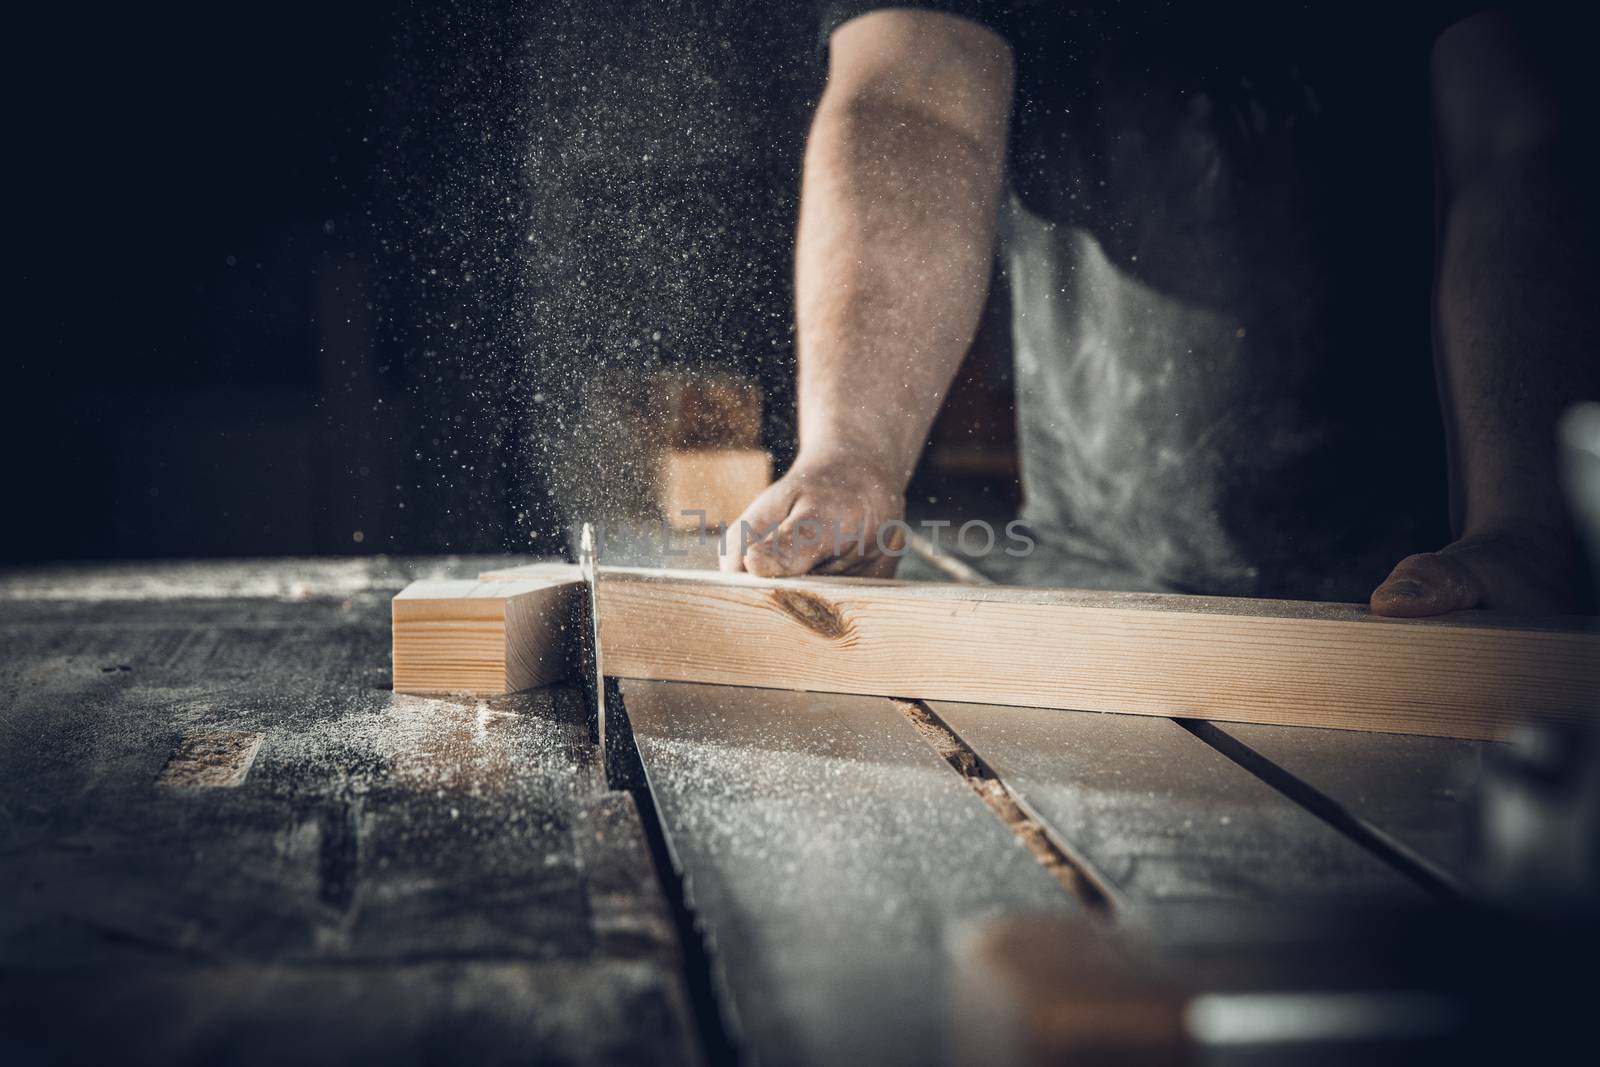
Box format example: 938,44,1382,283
0,559,698,1066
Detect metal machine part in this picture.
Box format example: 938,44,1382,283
578,522,606,766
1465,403,1600,909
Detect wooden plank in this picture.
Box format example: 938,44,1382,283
390,577,575,694
563,369,765,528
658,446,771,531
620,679,1077,1066
394,565,1600,741
155,730,264,788
953,914,1186,1065
659,373,764,449
928,701,1424,908
1209,723,1488,890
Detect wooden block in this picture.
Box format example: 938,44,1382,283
954,914,1185,1067
593,570,1598,740
662,374,763,449
390,578,579,695
393,566,1600,740
657,447,772,530
155,731,265,788
563,371,766,524
585,369,763,450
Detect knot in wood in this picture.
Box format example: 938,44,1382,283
769,588,854,641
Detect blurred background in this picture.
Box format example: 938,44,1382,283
5,0,1016,564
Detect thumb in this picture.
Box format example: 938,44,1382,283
1370,550,1485,617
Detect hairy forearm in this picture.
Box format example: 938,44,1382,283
794,92,1007,487
1436,144,1599,539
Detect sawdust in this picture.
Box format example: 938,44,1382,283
895,699,1110,910
250,688,595,802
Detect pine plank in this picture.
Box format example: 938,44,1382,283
657,446,771,530
393,566,1599,741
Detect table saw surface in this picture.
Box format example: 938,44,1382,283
0,557,1491,1065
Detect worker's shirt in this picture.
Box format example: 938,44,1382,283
822,1,1481,600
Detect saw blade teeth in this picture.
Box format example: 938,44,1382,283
579,522,595,580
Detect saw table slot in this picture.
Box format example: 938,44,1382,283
1201,723,1488,894
926,700,1428,911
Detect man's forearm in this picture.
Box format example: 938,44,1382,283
1367,14,1595,616
794,88,1009,488
720,11,1013,578
1432,14,1599,543
1436,146,1598,540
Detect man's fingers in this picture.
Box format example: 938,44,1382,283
718,479,838,578
719,485,796,574
1369,551,1485,617
744,510,840,578
717,465,904,579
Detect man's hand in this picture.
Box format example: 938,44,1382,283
745,11,1010,582
719,454,906,578
1370,528,1582,616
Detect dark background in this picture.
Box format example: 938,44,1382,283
9,1,931,563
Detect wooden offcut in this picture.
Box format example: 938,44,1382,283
156,730,264,788
653,374,769,529
658,446,772,530
389,564,1599,740
569,369,769,529
658,373,763,449
390,576,576,694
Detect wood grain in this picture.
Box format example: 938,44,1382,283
155,730,264,788
392,565,1599,739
